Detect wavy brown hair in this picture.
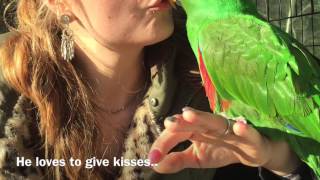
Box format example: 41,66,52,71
0,0,102,179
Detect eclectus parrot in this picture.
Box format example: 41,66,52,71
175,0,320,177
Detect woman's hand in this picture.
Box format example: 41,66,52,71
148,107,301,176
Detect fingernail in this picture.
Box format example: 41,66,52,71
182,106,194,112
165,116,177,122
148,149,162,164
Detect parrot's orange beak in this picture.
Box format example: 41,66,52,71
168,0,177,8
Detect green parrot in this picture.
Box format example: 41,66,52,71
177,0,320,178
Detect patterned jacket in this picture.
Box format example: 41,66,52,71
0,31,216,180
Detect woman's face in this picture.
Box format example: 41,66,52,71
66,0,174,48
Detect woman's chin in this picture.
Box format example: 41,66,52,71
144,22,174,46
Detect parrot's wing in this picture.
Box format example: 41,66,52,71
198,15,320,178
198,15,320,141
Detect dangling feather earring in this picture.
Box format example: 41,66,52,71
60,14,74,62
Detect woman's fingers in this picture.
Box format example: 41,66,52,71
152,146,200,173
164,115,208,134
182,107,228,135
150,110,226,166
150,107,274,171
148,129,193,164
163,111,239,146
165,112,268,154
165,107,233,137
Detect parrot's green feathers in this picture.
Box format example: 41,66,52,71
199,15,320,135
180,0,320,177
196,15,320,177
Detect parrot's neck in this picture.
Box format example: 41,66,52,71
181,0,257,55
180,0,249,21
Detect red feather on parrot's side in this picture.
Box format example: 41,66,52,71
221,100,231,112
198,47,217,111
198,47,231,112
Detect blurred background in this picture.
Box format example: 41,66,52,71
248,0,320,59
0,0,10,33
0,0,319,58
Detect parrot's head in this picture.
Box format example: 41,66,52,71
176,0,247,20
